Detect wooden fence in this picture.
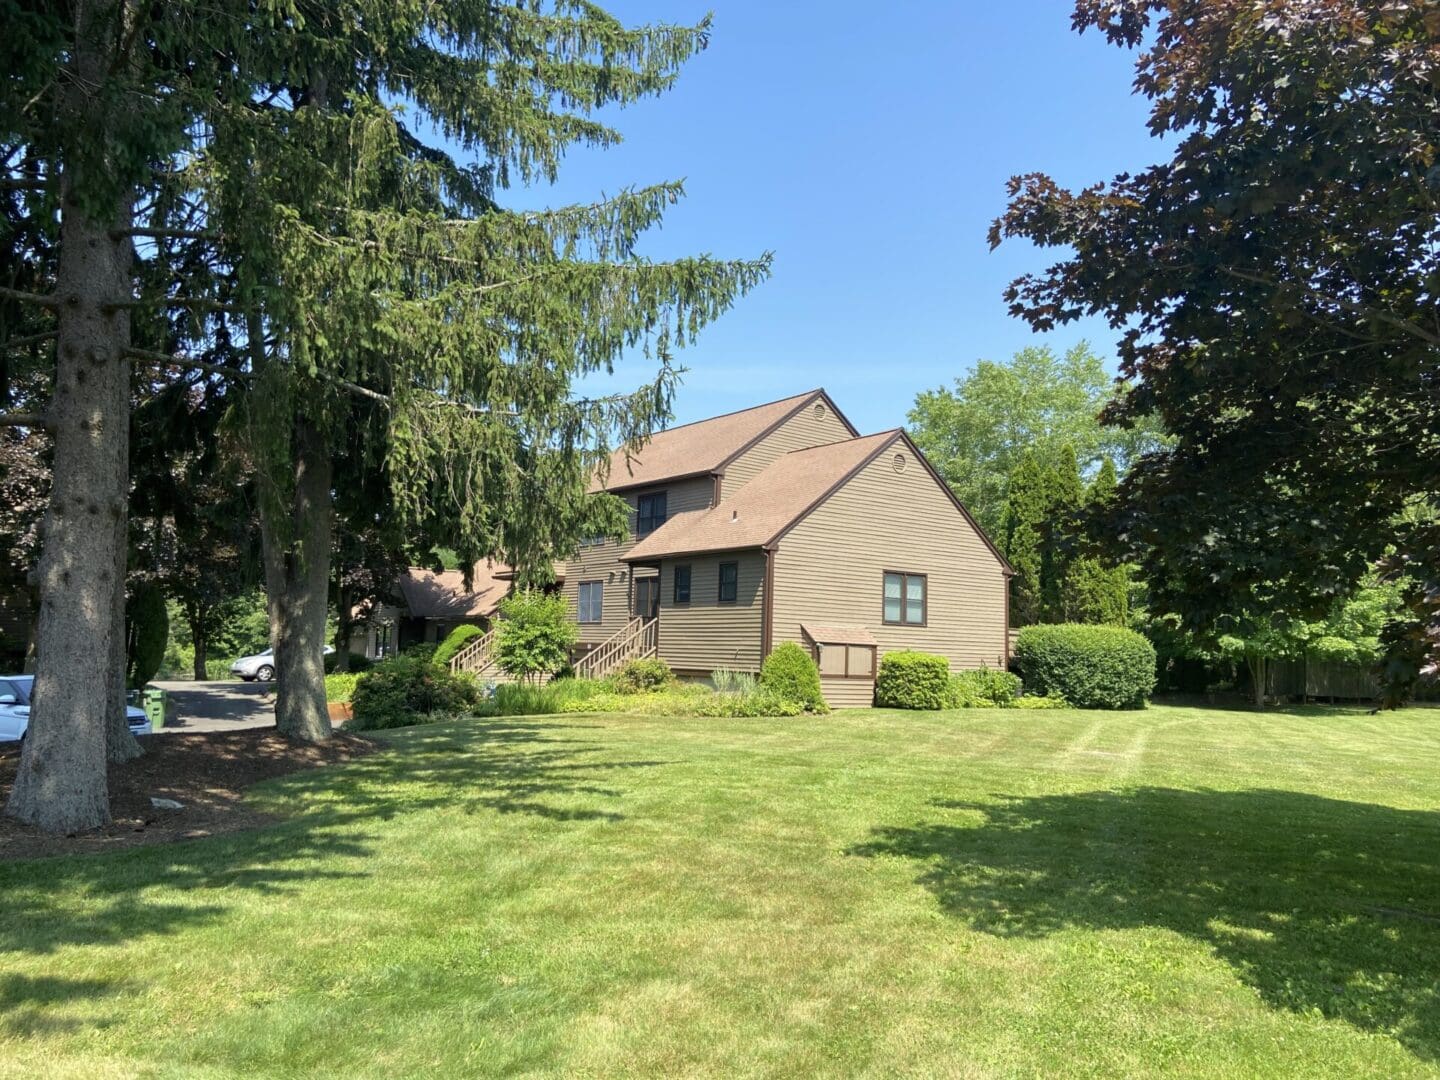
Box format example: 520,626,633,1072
1266,659,1378,701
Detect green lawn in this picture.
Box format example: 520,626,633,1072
4,703,1440,1078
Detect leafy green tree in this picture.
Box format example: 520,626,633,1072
1217,576,1402,708
908,343,1164,538
989,1,1438,703
494,591,577,684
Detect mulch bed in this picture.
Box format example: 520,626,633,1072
0,729,377,861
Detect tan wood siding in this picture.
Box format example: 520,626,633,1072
654,553,765,672
719,402,854,499
560,475,715,644
820,675,874,709
771,447,1009,702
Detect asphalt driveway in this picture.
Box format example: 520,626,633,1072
151,680,276,733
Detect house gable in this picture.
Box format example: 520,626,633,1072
716,390,858,500
769,432,1010,702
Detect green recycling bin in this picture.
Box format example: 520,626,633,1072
142,688,167,731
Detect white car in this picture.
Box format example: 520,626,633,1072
229,646,334,682
0,675,152,743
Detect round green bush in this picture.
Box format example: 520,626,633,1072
1013,624,1157,709
433,624,486,667
349,653,482,730
760,642,826,712
612,657,676,694
875,651,951,709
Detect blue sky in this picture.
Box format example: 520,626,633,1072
508,1,1164,433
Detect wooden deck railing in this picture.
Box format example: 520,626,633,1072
573,617,658,681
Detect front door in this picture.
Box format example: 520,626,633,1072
633,577,660,620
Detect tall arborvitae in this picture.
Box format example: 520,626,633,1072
1064,457,1130,626
1002,451,1046,626
1039,444,1084,621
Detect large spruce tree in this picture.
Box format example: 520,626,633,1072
4,2,768,829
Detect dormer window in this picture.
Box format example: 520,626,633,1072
636,491,668,536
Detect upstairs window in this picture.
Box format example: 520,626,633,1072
718,562,739,604
883,571,926,626
636,492,668,536
673,565,692,605
578,535,606,549
578,581,604,624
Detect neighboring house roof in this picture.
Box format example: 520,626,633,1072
396,561,509,619
624,427,1013,573
624,431,901,560
801,623,878,647
591,389,855,493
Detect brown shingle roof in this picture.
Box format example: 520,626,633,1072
801,623,878,647
591,390,831,493
623,431,901,561
396,561,509,619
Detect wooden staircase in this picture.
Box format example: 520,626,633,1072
573,617,658,680
448,628,500,679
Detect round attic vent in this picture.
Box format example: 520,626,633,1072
813,402,826,420
893,452,907,474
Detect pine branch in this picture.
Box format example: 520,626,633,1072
104,297,246,314
124,345,391,407
0,286,60,309
113,226,217,241
124,347,247,382
2,330,58,350
0,412,50,429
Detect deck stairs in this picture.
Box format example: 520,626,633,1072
573,617,658,680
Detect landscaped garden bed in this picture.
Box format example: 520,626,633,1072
0,730,375,860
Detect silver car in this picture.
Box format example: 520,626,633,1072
0,675,152,743
230,646,334,682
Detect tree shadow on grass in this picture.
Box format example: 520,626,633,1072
0,973,131,1037
0,718,669,973
849,787,1440,1060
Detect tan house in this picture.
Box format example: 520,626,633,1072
556,389,1011,707
351,562,510,659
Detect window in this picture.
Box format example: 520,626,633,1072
718,561,739,603
673,564,692,605
578,581,604,624
883,571,926,625
579,535,606,549
635,492,667,536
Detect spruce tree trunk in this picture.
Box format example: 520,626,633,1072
6,6,133,828
261,418,333,742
